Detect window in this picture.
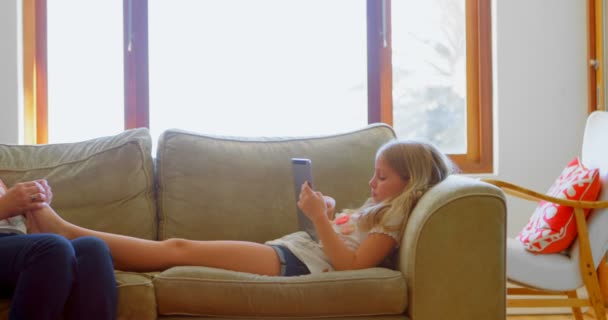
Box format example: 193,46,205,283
46,0,124,142
392,0,467,154
388,0,493,172
23,0,492,173
147,0,368,140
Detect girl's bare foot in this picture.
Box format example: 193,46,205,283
26,205,71,238
25,212,41,234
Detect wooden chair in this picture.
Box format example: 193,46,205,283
483,110,608,319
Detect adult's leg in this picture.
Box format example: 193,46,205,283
64,236,117,320
28,206,282,275
0,233,76,320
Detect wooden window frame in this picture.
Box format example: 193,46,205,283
24,0,493,173
124,0,149,129
22,0,48,144
589,0,606,113
369,0,493,173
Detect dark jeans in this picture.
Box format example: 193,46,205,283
0,233,117,320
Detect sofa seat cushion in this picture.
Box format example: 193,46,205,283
153,266,407,318
0,128,157,239
116,271,158,320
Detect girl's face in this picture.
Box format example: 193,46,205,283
369,156,408,203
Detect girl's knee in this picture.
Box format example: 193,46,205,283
162,238,188,250
161,238,193,257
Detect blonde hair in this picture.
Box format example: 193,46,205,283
356,139,456,235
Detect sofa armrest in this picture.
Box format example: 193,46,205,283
398,175,506,320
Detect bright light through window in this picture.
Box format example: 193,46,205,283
392,0,467,154
148,0,368,142
47,0,124,143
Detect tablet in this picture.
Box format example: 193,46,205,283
291,158,318,241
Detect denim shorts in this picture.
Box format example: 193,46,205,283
269,245,310,277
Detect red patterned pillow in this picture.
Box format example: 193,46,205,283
518,157,601,253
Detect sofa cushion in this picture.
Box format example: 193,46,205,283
153,266,407,317
0,129,157,239
115,271,157,320
155,124,396,242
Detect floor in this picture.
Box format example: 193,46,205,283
507,311,607,319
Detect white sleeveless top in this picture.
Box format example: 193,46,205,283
265,211,402,274
0,215,27,235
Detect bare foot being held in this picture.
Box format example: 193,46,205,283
26,205,72,238
25,212,41,234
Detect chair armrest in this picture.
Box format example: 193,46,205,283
398,175,506,320
481,178,608,209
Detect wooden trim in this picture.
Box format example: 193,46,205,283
367,0,393,125
22,0,35,144
589,0,598,112
596,0,605,111
367,0,382,124
123,0,149,129
507,298,590,308
573,206,607,320
453,0,493,173
594,0,606,110
508,287,569,295
566,290,584,320
589,0,604,112
22,0,48,144
481,178,608,208
598,0,606,111
380,0,393,125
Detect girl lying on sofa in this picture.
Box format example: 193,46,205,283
22,139,455,277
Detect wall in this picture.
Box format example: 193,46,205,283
0,0,591,237
492,0,589,237
0,0,20,145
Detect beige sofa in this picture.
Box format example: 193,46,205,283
0,124,506,320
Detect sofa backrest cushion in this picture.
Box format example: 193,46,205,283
156,124,396,242
0,128,157,239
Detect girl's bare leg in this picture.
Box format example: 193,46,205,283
27,205,281,275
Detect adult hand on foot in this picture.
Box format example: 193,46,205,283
0,181,48,219
0,179,7,197
35,179,53,205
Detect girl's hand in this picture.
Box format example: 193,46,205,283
0,181,48,218
297,182,327,223
323,196,336,220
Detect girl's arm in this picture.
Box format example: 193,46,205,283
298,183,396,271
